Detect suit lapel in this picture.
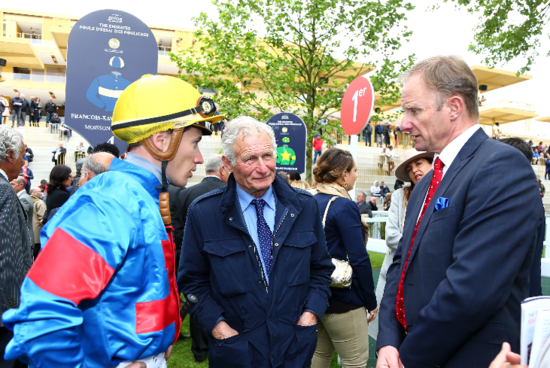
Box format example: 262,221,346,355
407,128,488,266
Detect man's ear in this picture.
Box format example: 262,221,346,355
448,95,464,121
221,156,232,173
150,131,172,152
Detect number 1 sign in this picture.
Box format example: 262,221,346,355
340,75,375,136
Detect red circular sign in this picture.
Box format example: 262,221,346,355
340,76,375,136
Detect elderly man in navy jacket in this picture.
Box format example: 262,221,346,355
376,56,544,368
178,116,334,367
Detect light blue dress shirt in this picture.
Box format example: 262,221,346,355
236,184,276,283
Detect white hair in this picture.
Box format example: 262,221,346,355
0,126,24,161
82,153,111,177
205,154,224,174
222,116,277,166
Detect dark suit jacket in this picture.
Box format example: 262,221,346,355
0,175,33,325
178,176,226,242
358,201,373,217
377,128,543,368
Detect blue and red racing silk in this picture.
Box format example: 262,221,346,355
3,158,181,368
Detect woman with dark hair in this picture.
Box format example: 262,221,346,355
369,149,434,340
311,148,377,368
43,165,72,223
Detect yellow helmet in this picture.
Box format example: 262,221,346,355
111,74,224,144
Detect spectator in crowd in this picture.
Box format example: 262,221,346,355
44,97,58,124
39,179,47,196
24,147,33,163
311,148,377,367
378,147,386,170
277,170,289,183
59,122,72,141
376,55,543,368
532,147,539,165
0,94,9,125
365,122,373,147
4,75,222,367
10,177,34,246
78,153,110,188
529,139,535,147
69,158,87,196
49,111,60,127
0,126,33,368
385,145,396,176
394,179,404,190
29,97,37,126
539,179,545,198
174,154,228,362
34,97,42,124
394,126,400,147
10,92,23,127
383,123,391,147
290,180,311,190
546,153,550,180
30,187,46,259
370,180,382,201
383,193,392,211
77,141,86,153
356,190,373,217
179,117,333,368
43,164,72,223
368,196,378,211
375,121,384,147
51,142,66,165
370,149,434,341
19,94,28,126
19,160,33,194
93,142,120,158
380,181,391,197
288,171,301,184
313,134,323,164
538,141,544,153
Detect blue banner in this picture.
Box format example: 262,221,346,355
266,113,306,174
65,10,158,153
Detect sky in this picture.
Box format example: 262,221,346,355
7,0,550,118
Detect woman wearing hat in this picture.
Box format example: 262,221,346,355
369,148,434,340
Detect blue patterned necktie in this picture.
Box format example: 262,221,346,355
251,199,273,277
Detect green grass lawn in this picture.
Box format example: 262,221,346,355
169,252,385,367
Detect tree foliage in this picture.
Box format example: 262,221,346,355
445,0,550,74
171,0,415,178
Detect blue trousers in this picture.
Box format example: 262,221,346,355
314,150,322,164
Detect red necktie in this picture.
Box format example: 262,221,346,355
395,157,444,331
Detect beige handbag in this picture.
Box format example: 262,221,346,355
323,196,353,288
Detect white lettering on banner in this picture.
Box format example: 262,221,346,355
84,125,112,131
78,23,149,38
71,113,112,122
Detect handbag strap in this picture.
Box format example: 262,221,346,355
322,196,338,228
322,196,350,263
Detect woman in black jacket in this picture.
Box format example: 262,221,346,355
312,148,378,368
43,165,72,223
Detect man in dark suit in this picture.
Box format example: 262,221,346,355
356,191,373,217
376,56,543,368
0,126,33,368
176,154,228,363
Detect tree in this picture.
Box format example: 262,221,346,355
446,0,550,74
171,0,415,180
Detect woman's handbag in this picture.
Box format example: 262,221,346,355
323,196,353,288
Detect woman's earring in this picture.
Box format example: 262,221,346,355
343,181,349,190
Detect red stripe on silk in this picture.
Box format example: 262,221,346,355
27,227,115,305
135,237,180,338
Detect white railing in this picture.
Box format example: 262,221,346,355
2,32,55,47
364,215,550,278
158,46,172,56
480,100,535,112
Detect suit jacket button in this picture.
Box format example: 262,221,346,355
229,217,233,221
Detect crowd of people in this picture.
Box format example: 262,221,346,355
0,56,547,368
0,93,60,127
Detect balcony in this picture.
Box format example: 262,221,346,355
480,100,535,112
158,46,172,56
0,72,66,89
2,32,55,47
